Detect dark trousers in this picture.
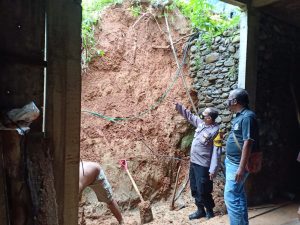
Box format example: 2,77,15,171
189,162,215,209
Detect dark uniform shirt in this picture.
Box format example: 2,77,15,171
225,108,259,165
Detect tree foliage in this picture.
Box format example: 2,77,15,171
82,0,122,67
174,0,240,43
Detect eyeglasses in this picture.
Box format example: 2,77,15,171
227,98,236,106
199,113,210,120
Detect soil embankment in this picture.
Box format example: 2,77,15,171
80,3,225,224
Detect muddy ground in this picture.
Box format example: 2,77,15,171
80,2,226,224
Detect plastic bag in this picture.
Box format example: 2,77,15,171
2,102,41,134
7,101,40,124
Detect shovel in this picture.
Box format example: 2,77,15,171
120,159,154,224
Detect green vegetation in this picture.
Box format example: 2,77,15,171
180,131,195,151
81,0,240,67
81,0,122,66
130,4,142,17
174,0,240,43
228,65,237,78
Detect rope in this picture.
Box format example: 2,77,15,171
164,14,198,114
82,111,185,162
82,22,200,164
248,202,292,220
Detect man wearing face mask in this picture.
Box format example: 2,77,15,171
224,88,259,225
175,103,222,220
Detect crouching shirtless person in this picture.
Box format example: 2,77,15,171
79,161,124,224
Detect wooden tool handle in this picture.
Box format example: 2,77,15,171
125,169,144,202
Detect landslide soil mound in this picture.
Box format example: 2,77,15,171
80,2,225,224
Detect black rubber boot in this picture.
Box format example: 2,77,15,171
206,208,215,219
188,206,206,220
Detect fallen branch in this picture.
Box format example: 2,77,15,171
152,32,196,49
170,164,182,210
132,13,150,28
164,15,198,114
174,172,189,201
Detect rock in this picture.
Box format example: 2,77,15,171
216,104,226,110
190,39,197,45
212,89,222,95
190,45,198,53
216,61,223,67
220,93,229,98
225,39,230,45
211,45,218,50
224,58,235,67
201,49,211,56
234,50,239,59
229,75,237,82
215,36,221,43
221,68,229,73
208,76,218,82
213,99,223,104
206,103,214,107
202,80,210,87
222,87,231,92
194,84,201,90
215,116,222,124
206,64,215,70
196,72,203,78
204,96,213,103
222,110,232,116
190,72,196,78
216,79,223,84
200,46,207,51
228,45,236,53
197,95,205,101
190,65,198,72
212,68,220,73
190,60,196,67
219,46,226,52
231,84,238,89
205,53,219,63
223,30,232,37
222,115,232,123
232,35,240,43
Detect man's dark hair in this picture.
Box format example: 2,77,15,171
232,88,249,107
207,107,219,121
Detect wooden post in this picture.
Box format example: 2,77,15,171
0,133,8,225
46,0,82,224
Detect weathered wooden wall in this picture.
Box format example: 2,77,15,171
0,0,81,224
0,1,45,224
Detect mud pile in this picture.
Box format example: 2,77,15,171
80,2,225,224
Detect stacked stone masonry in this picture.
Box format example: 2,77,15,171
189,27,240,131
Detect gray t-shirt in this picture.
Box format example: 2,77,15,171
176,104,219,169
